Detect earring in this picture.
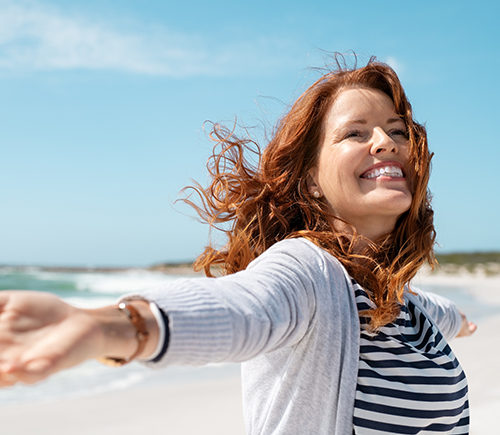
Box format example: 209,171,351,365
313,190,321,198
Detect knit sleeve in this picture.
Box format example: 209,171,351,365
121,238,326,368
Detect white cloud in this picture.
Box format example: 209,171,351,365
0,0,294,77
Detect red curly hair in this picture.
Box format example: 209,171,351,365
183,56,435,329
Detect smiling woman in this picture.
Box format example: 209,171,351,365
190,59,434,330
0,56,475,435
307,88,413,242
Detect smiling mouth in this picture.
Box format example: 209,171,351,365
361,165,404,179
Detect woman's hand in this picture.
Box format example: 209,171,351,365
455,311,477,338
0,291,105,386
0,291,158,387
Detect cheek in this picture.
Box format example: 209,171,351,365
317,148,360,196
317,158,341,194
317,158,355,210
317,147,343,179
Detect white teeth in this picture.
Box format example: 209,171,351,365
364,166,403,179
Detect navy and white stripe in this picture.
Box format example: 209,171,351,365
353,281,469,434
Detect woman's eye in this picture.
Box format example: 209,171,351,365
390,129,409,138
344,130,362,139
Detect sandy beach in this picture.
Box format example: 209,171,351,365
0,273,499,435
0,375,246,435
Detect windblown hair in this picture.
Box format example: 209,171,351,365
184,56,435,329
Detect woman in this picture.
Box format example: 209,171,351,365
0,58,476,434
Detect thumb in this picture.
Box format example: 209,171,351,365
13,357,60,385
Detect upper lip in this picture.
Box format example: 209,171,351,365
359,161,406,178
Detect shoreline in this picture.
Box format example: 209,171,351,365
0,264,204,276
2,261,500,278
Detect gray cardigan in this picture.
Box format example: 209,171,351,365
125,238,463,434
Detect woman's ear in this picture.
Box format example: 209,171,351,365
307,167,322,198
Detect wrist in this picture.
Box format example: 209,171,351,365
128,300,160,359
86,300,159,364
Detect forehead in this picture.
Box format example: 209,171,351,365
324,88,400,129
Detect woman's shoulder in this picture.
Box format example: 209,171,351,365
248,237,349,281
255,237,334,262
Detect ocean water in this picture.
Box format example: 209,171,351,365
0,266,496,407
0,267,240,407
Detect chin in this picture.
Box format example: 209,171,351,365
369,191,412,213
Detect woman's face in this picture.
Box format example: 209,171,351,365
308,87,412,239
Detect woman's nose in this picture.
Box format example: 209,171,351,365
370,128,398,155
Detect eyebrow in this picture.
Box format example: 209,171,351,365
387,117,405,124
345,117,404,125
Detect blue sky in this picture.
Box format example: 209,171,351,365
1,0,498,266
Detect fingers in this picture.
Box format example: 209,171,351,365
0,363,19,387
0,356,60,386
468,321,477,335
0,360,24,387
14,358,57,385
0,290,15,309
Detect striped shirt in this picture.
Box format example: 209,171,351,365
353,282,469,434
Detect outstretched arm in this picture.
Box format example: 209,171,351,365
455,311,477,338
0,291,159,387
407,289,478,340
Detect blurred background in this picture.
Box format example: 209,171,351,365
0,0,498,266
